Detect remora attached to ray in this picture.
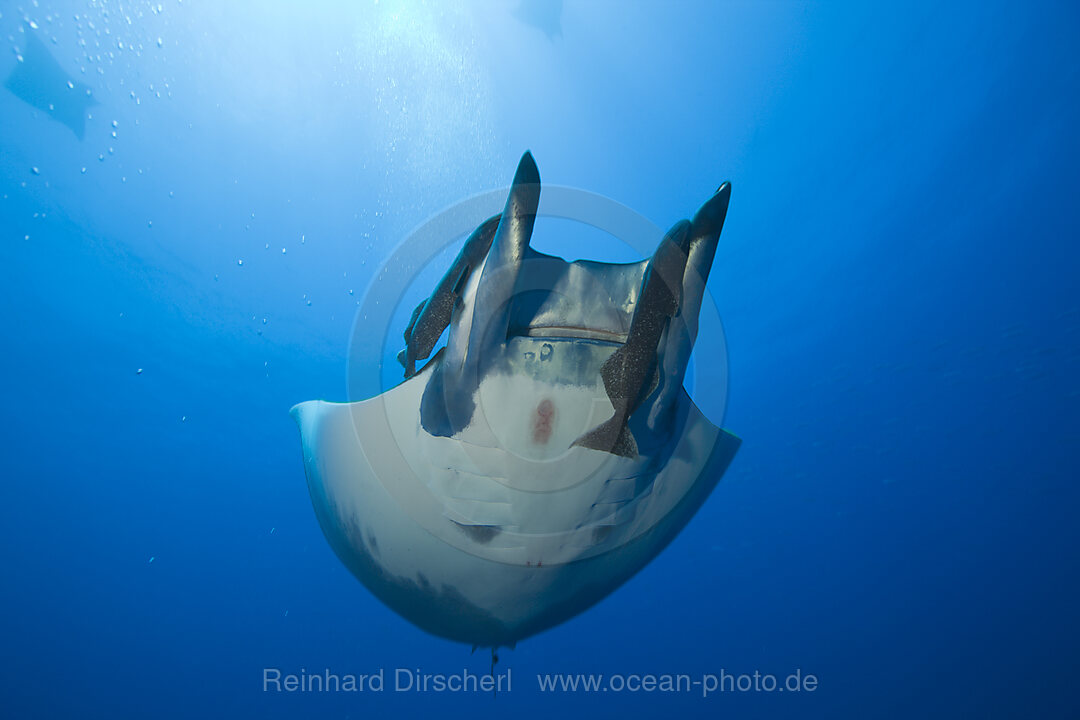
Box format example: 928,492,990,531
292,152,741,647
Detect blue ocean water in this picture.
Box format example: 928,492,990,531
1,1,1078,717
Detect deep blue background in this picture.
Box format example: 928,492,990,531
1,1,1078,717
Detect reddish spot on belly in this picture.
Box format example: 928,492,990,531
532,398,555,444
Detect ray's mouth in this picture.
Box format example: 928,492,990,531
396,151,731,458
510,324,628,344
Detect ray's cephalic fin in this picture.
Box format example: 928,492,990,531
399,153,543,378
573,220,691,456
573,182,731,457
465,151,541,358
418,152,542,438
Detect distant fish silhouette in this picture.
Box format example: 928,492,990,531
514,0,562,41
5,29,96,140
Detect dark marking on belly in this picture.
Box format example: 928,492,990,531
532,398,555,444
450,520,501,544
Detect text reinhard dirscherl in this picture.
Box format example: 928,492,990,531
263,667,511,694
262,667,819,697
